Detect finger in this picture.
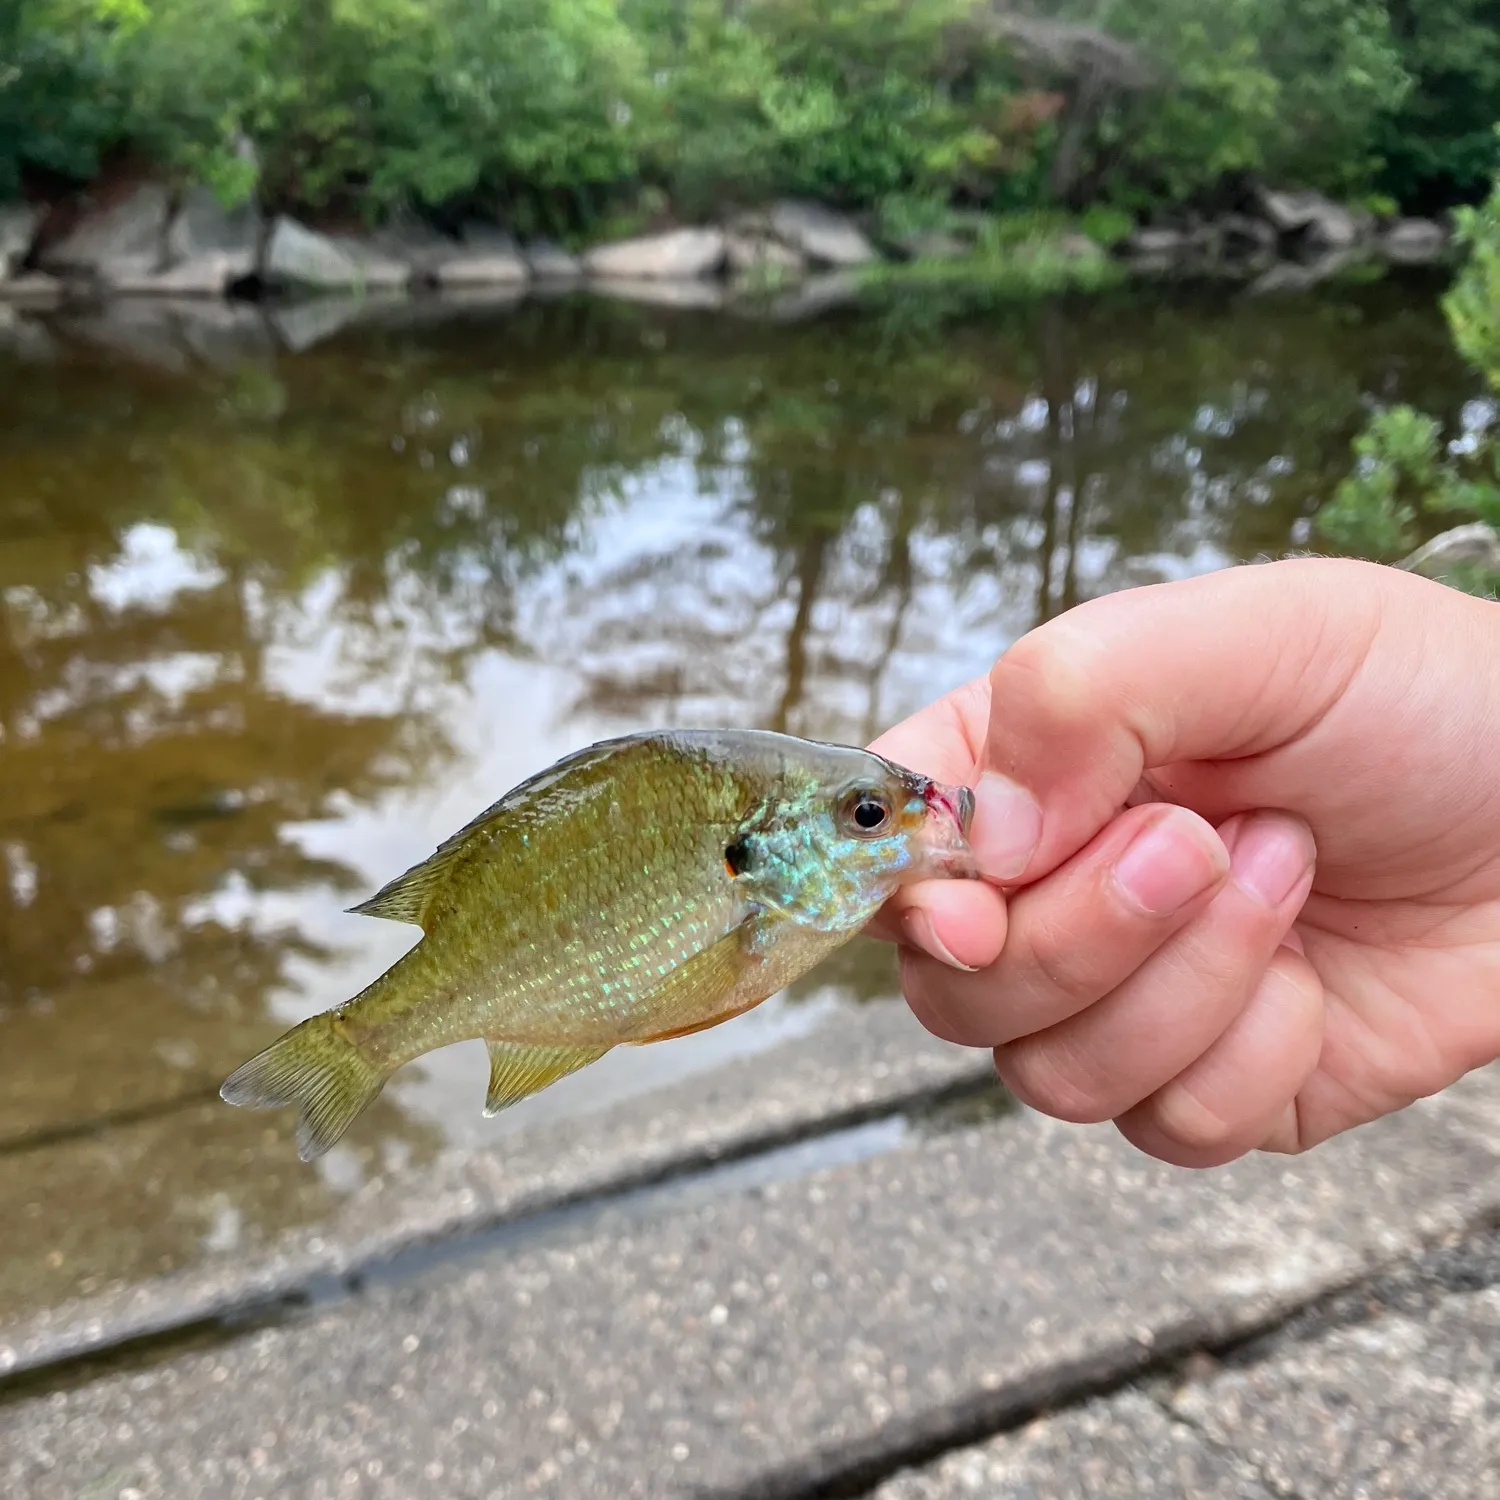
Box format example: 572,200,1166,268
865,879,1009,972
899,802,1230,1047
982,559,1388,882
994,811,1316,1123
1114,946,1325,1167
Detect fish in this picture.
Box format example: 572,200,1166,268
221,729,977,1160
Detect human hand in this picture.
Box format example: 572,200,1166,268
870,558,1500,1167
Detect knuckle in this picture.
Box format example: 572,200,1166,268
1151,1082,1238,1155
996,1038,1113,1124
1018,909,1112,1011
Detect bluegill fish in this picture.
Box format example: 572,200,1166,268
222,729,976,1159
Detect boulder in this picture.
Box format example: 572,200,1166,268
1127,227,1191,258
583,227,726,281
767,200,876,267
42,183,171,283
0,203,41,277
523,240,582,280
370,218,461,281
433,225,530,287
1381,218,1449,265
1255,188,1363,250
765,269,864,323
1400,523,1500,578
263,217,409,291
725,231,807,274
165,188,260,277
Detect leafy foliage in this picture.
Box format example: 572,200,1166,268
1317,161,1500,565
0,0,1496,221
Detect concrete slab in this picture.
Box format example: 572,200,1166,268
871,1392,1275,1499
5,1065,1498,1499
1171,1285,1500,1499
0,997,995,1373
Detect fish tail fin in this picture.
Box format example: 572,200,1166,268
221,1013,386,1162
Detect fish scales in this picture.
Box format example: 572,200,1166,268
361,737,754,1061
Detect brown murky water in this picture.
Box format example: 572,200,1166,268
0,278,1473,1324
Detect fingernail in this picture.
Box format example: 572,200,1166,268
1113,813,1226,917
1228,814,1315,908
970,771,1042,881
902,908,979,972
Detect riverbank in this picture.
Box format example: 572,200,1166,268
0,180,1457,325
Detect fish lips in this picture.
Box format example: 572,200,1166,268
924,779,975,836
917,778,979,878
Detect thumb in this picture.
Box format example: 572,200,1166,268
980,558,1389,883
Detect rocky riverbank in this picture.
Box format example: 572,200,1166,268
0,182,1455,314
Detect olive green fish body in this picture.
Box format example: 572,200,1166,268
222,730,975,1160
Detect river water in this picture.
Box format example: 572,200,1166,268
0,276,1474,1323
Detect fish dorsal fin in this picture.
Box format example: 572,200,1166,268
345,860,451,927
347,736,662,930
484,1042,612,1116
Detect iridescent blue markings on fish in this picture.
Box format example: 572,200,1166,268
220,728,977,1161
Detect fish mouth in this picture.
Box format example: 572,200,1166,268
924,779,975,835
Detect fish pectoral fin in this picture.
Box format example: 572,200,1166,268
483,1041,611,1116
633,994,765,1044
627,919,766,1044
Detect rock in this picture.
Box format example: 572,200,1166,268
583,227,726,281
1217,214,1278,259
523,240,582,280
42,183,171,284
589,277,726,310
0,202,41,276
263,216,409,291
369,218,461,281
0,272,63,304
1127,227,1191,258
1400,523,1500,578
111,254,254,297
165,188,260,277
724,231,807,274
1382,218,1449,265
768,200,876,267
1255,188,1363,250
433,225,530,288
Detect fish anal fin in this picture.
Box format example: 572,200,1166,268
484,1041,611,1116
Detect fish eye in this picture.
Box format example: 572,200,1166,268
841,787,892,836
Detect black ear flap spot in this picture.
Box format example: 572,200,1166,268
725,840,754,876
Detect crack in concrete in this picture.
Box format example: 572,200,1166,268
1147,1386,1303,1500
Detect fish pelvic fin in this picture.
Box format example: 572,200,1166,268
221,1014,386,1161
484,1042,611,1117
